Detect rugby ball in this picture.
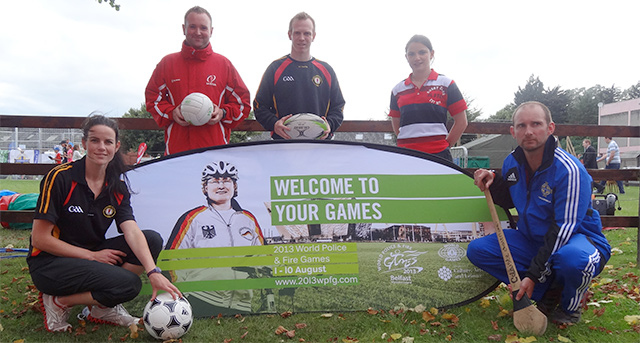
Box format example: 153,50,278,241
180,92,213,126
284,113,328,139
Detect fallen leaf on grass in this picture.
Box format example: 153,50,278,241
286,330,296,338
442,313,459,323
320,313,333,318
505,334,537,343
487,334,502,341
275,325,288,335
390,333,402,340
240,331,248,339
413,304,426,313
497,308,511,317
479,298,491,308
599,278,614,285
223,339,233,343
624,315,640,325
593,307,606,317
367,308,378,315
13,340,24,343
429,307,438,315
611,247,623,255
422,311,435,322
295,323,307,329
557,334,572,342
342,336,358,343
491,320,499,330
281,311,293,318
129,324,139,339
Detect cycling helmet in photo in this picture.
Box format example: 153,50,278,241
201,161,239,183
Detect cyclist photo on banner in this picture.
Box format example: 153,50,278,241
165,161,265,317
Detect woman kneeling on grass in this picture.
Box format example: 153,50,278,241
27,114,182,332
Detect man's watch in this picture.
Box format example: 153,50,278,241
146,267,162,277
221,109,227,119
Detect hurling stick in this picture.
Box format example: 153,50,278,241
484,189,548,336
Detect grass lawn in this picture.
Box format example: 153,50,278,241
1,182,638,342
0,177,42,195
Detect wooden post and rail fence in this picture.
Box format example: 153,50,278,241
1,115,638,263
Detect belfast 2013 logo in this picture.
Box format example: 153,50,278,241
377,244,427,285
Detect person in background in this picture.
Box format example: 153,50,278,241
145,6,250,155
468,101,610,325
389,34,468,162
51,146,63,164
72,144,84,161
596,137,624,194
66,142,75,162
581,139,605,193
28,114,181,332
59,140,69,163
254,12,345,140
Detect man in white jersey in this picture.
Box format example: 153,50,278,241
596,137,624,194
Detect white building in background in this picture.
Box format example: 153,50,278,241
598,98,640,168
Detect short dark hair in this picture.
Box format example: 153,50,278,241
184,6,212,26
512,101,553,125
405,34,433,53
289,12,315,33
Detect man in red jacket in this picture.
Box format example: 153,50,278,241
145,6,251,155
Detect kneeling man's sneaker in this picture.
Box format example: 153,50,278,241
551,308,582,324
88,304,140,327
39,292,72,332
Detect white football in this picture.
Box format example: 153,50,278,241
284,113,328,139
143,293,193,340
180,92,213,126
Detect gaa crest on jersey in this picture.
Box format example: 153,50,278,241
103,205,116,218
201,225,216,239
239,227,254,241
312,75,323,87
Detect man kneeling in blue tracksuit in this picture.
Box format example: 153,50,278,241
468,101,610,325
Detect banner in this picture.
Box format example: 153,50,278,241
116,141,508,317
9,149,38,163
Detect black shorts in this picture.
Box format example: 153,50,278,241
28,230,162,307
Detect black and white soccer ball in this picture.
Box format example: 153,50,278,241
143,293,193,340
